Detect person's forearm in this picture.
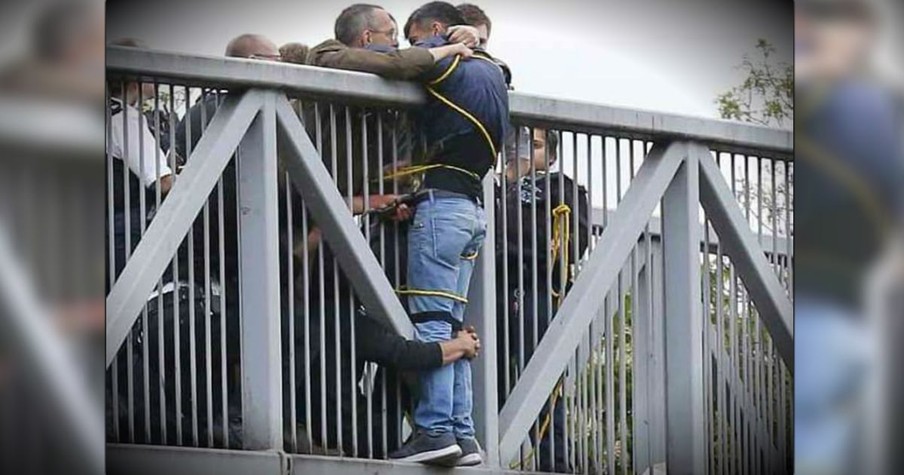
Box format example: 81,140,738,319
428,44,465,63
439,339,467,365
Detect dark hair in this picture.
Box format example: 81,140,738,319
545,129,560,160
456,3,491,35
335,4,385,46
404,2,465,42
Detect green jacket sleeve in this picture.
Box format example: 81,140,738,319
306,39,435,81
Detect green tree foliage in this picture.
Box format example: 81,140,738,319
716,39,793,128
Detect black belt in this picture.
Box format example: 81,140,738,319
411,188,482,206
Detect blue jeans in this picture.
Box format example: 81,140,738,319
407,192,487,438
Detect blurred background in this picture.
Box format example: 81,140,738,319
795,1,903,475
0,0,900,473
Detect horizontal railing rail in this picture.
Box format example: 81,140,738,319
107,46,792,158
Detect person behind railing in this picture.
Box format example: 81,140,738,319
106,38,174,282
308,3,508,464
296,271,483,457
278,42,310,65
304,3,479,204
455,3,512,88
495,126,588,472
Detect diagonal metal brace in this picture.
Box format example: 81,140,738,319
273,94,413,337
497,141,689,464
105,90,264,367
698,150,794,370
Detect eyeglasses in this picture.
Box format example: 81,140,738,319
248,53,282,61
369,28,397,39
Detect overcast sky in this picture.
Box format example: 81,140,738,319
107,0,793,121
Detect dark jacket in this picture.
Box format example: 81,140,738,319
495,172,591,294
414,35,509,163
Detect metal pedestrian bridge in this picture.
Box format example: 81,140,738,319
103,46,793,475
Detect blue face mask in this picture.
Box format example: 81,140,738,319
364,43,396,53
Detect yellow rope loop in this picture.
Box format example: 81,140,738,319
509,379,566,470
550,204,572,307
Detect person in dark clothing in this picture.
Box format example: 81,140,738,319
296,216,481,458
305,3,478,200
455,3,512,88
496,126,588,472
372,2,510,466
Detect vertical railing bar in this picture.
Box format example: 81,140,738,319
545,127,555,471
729,154,740,475
559,131,569,472
625,246,636,475
301,199,313,453
618,266,627,475
606,290,615,474
216,93,228,449
515,126,525,376
153,81,168,446
528,126,541,468
739,155,748,475
500,124,511,398
703,211,714,475
612,139,624,475
199,96,214,448
785,163,792,297
362,108,373,459
642,200,654,475
120,79,136,444
328,103,344,455
314,102,328,451
380,112,390,458
592,318,601,475
584,134,592,259
184,85,199,447
343,106,359,458
106,82,120,444
286,172,298,453
169,85,183,447
716,152,727,475
138,81,151,443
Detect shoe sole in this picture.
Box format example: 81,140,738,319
394,444,462,465
456,453,483,466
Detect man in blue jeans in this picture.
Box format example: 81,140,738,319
387,1,509,467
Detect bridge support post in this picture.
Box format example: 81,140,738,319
466,174,500,467
237,93,283,450
661,144,705,475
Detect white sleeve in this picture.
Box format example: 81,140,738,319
117,106,173,188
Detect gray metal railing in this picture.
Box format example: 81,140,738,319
104,46,793,475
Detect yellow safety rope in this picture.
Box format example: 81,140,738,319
381,163,481,182
376,53,500,187
509,203,572,470
510,379,566,470
428,54,461,86
549,203,572,307
395,287,469,304
425,86,498,160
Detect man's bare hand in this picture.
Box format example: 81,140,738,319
447,25,480,48
368,194,412,222
455,326,481,359
449,42,473,59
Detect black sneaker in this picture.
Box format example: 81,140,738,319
456,437,483,466
389,431,461,465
